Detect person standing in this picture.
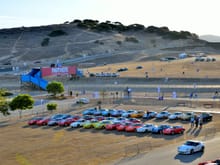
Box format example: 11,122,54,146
190,116,194,127
195,116,199,128
199,117,203,128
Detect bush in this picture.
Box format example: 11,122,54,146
41,38,50,46
47,103,57,112
48,30,67,37
125,37,139,43
116,41,122,45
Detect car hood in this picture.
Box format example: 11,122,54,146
178,145,193,151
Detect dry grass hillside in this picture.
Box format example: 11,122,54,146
86,55,220,78
1,19,220,68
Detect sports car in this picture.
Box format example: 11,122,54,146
200,112,213,122
130,110,145,118
94,116,105,121
121,110,137,117
179,112,195,121
83,119,99,129
82,108,97,115
28,116,44,125
168,112,183,120
125,123,143,132
70,118,87,128
93,120,113,129
156,111,171,119
142,111,157,119
178,140,204,155
48,114,71,126
127,118,141,123
58,115,81,126
136,123,155,133
151,124,171,134
110,109,126,117
116,122,132,131
163,125,185,135
105,121,122,130
198,158,220,165
36,117,50,126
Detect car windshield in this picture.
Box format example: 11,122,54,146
184,141,199,146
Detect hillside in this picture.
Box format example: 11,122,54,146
0,19,220,68
200,34,220,42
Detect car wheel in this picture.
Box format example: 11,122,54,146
190,149,194,155
160,130,163,134
201,146,205,152
171,131,174,135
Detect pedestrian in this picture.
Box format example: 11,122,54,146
199,117,203,128
190,116,194,127
195,116,199,128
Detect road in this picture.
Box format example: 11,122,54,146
115,134,220,165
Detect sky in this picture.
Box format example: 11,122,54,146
1,0,220,36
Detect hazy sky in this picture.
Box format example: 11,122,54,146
1,0,220,36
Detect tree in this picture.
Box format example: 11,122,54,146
46,103,57,113
9,94,34,118
46,81,64,96
0,96,9,116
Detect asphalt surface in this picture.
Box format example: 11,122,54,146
115,134,220,165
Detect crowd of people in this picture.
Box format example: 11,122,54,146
190,115,203,128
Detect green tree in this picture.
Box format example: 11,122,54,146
46,81,64,96
0,96,9,116
9,94,34,118
46,103,57,113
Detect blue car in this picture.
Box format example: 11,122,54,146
47,114,71,126
82,108,97,115
151,124,171,134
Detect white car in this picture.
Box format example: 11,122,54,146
70,119,87,128
178,140,204,155
156,111,171,119
136,123,155,133
143,111,158,119
76,98,90,104
168,112,183,120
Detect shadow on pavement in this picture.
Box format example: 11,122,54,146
174,151,204,163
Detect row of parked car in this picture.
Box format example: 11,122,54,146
89,72,119,77
28,112,186,135
82,108,213,122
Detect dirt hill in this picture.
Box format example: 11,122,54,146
0,19,220,68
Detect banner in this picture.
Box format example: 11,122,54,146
41,66,77,77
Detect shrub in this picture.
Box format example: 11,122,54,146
116,41,122,45
125,36,139,43
41,38,50,46
48,30,67,37
47,103,57,112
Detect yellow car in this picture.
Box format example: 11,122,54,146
130,110,145,118
83,119,99,129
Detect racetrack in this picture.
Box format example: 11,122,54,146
116,134,220,165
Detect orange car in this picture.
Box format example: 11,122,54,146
130,110,145,118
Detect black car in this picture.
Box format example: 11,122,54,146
200,113,212,122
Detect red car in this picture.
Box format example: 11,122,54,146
36,117,50,126
28,117,44,125
94,116,105,121
105,121,122,130
127,118,141,123
116,122,132,131
198,158,220,165
163,125,185,135
58,115,81,126
125,123,143,132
